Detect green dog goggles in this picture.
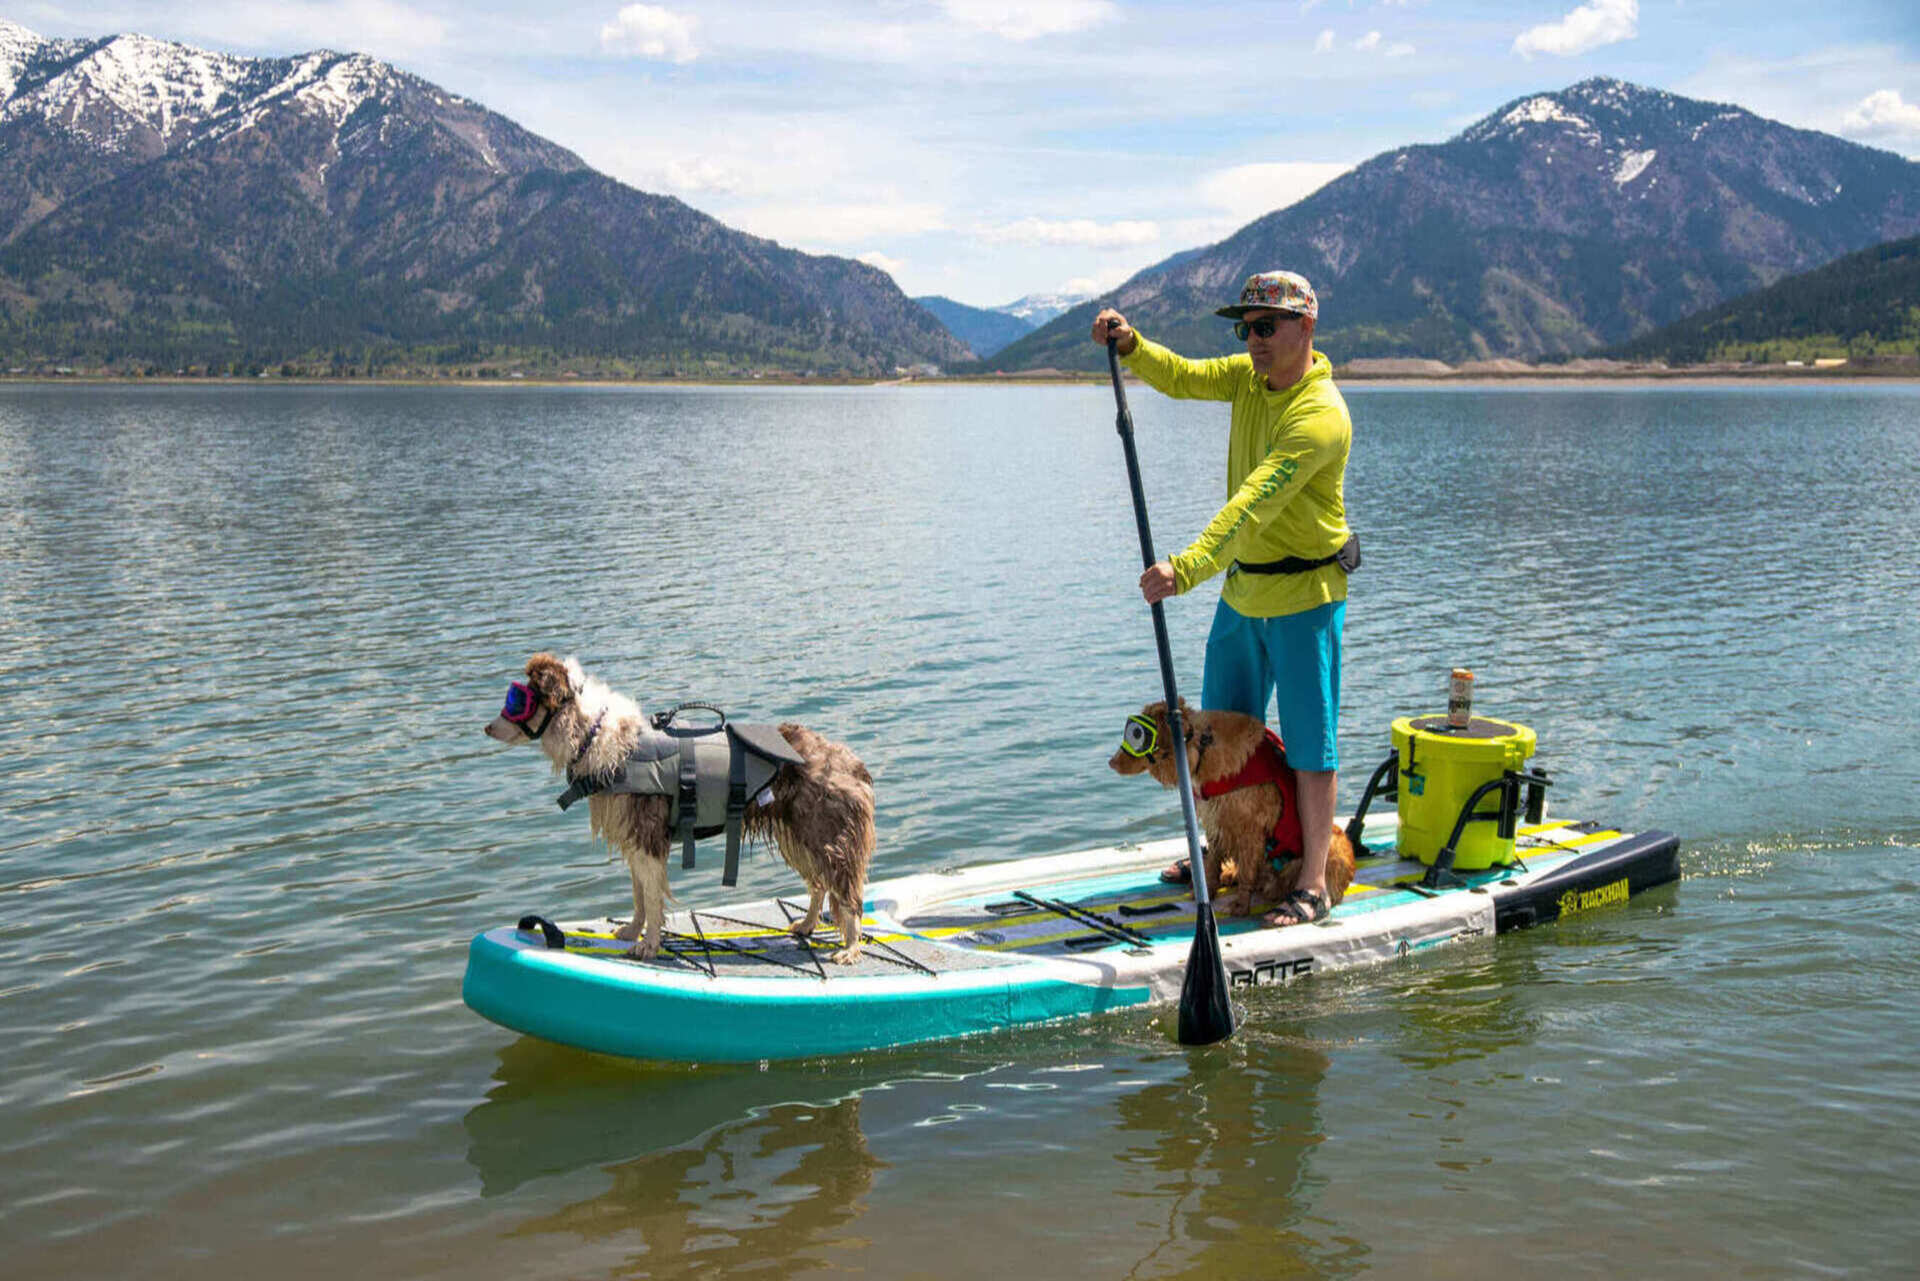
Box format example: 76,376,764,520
1120,713,1159,758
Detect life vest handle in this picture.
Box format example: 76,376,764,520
652,701,728,734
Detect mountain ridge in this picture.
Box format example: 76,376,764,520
910,288,1095,359
1611,232,1920,364
912,295,1033,360
990,77,1920,372
0,21,967,375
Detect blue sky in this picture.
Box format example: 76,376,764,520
12,1,1920,307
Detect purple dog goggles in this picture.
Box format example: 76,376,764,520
499,681,552,738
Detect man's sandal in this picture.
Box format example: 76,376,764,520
1264,888,1330,928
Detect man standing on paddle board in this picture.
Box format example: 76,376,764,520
1091,271,1353,928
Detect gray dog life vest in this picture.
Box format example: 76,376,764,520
555,706,804,887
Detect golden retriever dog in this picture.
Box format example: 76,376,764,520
486,653,875,963
1108,699,1355,920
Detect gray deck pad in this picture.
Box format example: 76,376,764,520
528,821,1625,982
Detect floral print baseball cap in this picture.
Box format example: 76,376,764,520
1215,270,1318,320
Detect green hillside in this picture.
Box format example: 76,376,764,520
1613,235,1920,364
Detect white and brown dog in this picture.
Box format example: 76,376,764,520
1108,699,1355,919
485,653,876,962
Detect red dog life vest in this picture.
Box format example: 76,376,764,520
1198,728,1304,865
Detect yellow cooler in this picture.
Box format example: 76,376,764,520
1390,715,1538,869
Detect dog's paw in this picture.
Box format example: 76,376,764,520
829,946,862,965
614,920,642,943
627,937,662,961
787,920,817,939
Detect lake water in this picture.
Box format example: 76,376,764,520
2,380,1916,1278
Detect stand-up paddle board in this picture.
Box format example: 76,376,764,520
462,811,1679,1063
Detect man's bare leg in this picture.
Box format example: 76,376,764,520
1267,768,1335,926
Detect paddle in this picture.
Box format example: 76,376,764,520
1105,333,1237,1047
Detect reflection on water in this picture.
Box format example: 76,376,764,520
1110,1041,1369,1279
1383,951,1547,1072
463,1017,1374,1278
464,1038,967,1198
509,1094,880,1272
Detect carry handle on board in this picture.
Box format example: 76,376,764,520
517,914,566,949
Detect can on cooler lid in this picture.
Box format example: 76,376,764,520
1447,668,1474,728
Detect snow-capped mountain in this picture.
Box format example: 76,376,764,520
1452,77,1867,213
5,24,319,153
994,77,1920,368
994,289,1095,326
0,19,583,242
0,21,967,373
910,287,1100,359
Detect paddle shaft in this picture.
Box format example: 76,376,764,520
1105,340,1213,914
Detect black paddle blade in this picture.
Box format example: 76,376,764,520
1177,902,1237,1045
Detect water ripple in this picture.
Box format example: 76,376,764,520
1,381,1917,1276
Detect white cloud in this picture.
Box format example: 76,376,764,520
598,118,886,207
326,0,447,52
939,0,1118,42
1680,46,1920,160
1056,272,1128,296
1513,0,1638,60
732,201,949,245
1199,161,1352,216
857,250,906,278
67,0,451,59
1314,29,1334,54
1843,89,1920,137
657,155,744,196
1345,30,1414,57
976,217,1159,248
599,4,698,63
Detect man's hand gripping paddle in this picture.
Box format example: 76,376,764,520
1105,334,1237,1046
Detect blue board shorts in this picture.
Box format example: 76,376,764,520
1200,597,1344,771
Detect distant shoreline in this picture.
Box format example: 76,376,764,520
3,366,1917,389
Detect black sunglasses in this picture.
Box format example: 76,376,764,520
1233,316,1297,340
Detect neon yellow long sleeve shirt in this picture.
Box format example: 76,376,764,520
1122,335,1352,619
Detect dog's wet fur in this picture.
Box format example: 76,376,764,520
1108,699,1355,917
486,653,875,962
